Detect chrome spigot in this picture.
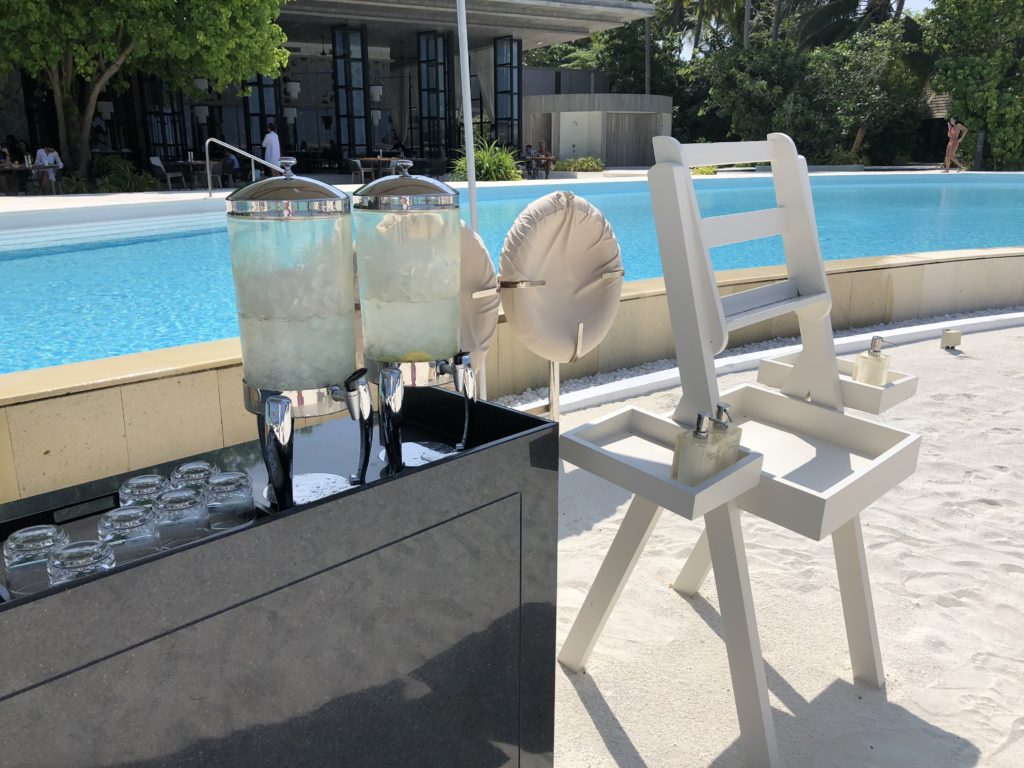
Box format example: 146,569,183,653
451,352,476,451
259,395,294,510
331,368,373,485
378,364,405,476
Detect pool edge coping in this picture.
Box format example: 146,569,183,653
3,246,1023,408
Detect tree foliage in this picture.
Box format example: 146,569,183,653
703,40,838,160
807,21,925,156
925,0,1024,168
0,0,289,174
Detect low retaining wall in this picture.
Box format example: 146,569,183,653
1,247,1022,503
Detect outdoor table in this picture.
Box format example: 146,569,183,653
0,163,48,195
531,154,556,178
358,156,393,178
175,159,212,189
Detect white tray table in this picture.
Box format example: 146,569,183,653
757,353,918,414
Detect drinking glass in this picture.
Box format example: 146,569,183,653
4,525,70,597
153,487,210,547
204,471,256,531
119,474,170,508
97,506,161,563
47,540,116,586
170,460,220,491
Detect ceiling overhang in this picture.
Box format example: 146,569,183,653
280,0,655,54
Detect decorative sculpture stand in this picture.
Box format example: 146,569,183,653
558,134,921,767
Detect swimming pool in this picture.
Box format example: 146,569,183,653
2,173,1023,374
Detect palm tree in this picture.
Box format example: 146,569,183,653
795,0,895,48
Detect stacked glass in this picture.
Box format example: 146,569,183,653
153,487,210,547
47,541,116,586
205,471,256,531
97,506,161,563
170,460,220,491
118,474,170,508
3,525,70,597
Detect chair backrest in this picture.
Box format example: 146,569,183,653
149,156,165,175
349,158,363,171
649,133,842,420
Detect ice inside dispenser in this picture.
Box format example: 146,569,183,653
354,160,461,363
226,158,371,509
353,161,474,476
227,164,356,391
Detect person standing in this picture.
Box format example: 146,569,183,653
944,116,968,173
261,123,281,175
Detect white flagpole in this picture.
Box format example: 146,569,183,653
456,0,478,233
457,0,488,398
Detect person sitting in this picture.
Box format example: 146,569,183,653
536,141,554,179
0,146,16,196
223,149,240,186
34,143,63,193
524,144,537,179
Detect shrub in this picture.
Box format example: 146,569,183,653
828,149,863,166
95,156,157,193
60,174,93,194
554,156,605,172
449,139,522,181
691,165,717,176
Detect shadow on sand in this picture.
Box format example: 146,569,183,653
560,590,981,768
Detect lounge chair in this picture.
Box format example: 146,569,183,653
149,156,185,190
348,159,372,184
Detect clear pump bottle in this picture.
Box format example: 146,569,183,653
672,412,719,486
853,335,893,386
709,403,743,472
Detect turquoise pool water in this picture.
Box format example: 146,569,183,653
2,173,1023,373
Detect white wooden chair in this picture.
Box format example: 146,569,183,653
558,133,920,768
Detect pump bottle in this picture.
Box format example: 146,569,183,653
672,412,719,486
853,336,893,386
709,403,743,472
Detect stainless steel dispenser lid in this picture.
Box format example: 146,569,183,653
353,159,458,210
226,157,350,218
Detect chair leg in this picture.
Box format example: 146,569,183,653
705,502,781,768
558,495,662,672
832,515,885,689
672,526,712,596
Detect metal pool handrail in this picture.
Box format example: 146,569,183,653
204,137,284,197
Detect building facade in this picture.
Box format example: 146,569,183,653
0,0,655,173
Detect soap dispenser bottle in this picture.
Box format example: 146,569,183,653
672,412,719,486
853,336,893,386
710,403,743,472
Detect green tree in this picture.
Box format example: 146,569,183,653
808,21,924,156
587,11,684,96
703,40,838,160
925,0,1024,169
0,0,289,175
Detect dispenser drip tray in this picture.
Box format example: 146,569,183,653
264,473,353,506
379,441,454,467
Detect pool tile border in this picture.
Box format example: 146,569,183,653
1,246,1023,502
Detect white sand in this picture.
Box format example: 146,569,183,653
555,327,1024,767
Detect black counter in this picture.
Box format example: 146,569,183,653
0,388,558,768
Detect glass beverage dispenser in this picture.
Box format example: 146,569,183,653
226,158,372,509
354,161,475,476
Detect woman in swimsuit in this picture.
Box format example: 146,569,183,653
944,116,968,173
